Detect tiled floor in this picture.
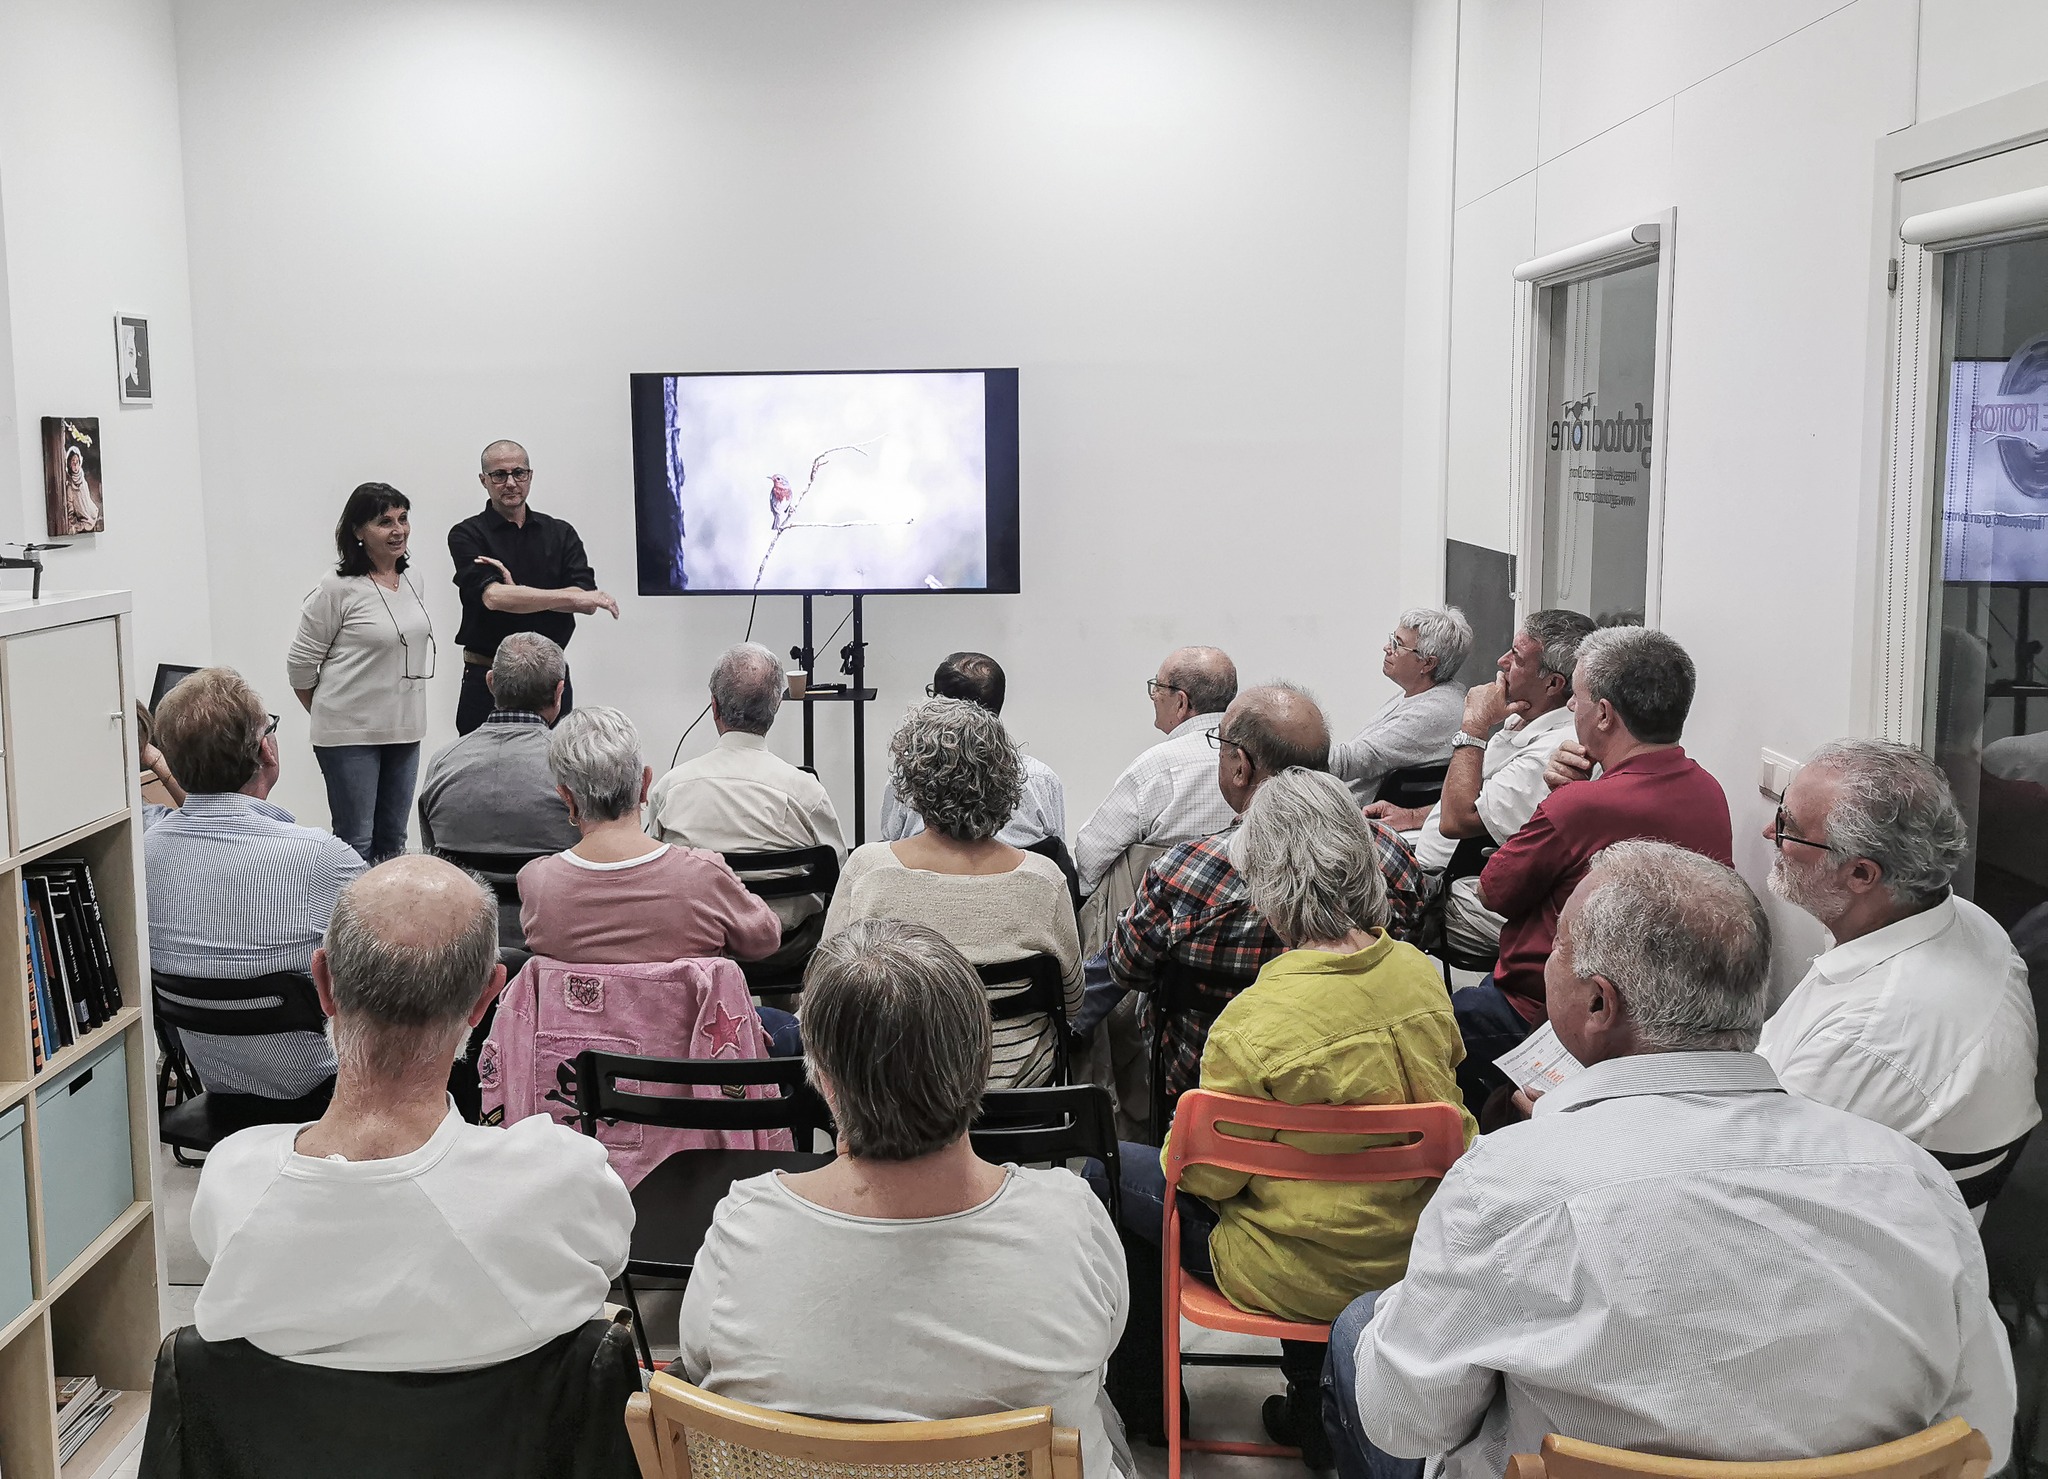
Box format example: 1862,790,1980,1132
150,1145,1310,1479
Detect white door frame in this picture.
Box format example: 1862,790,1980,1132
1508,208,1676,628
1859,79,2048,743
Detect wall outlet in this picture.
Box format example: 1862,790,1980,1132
1758,748,1799,802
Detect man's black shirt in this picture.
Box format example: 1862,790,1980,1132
447,503,597,656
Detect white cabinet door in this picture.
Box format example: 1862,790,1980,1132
7,620,127,851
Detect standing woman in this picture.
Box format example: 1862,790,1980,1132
287,483,435,862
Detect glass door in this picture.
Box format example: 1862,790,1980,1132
1536,258,1661,625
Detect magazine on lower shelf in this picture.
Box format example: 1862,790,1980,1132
56,1377,121,1462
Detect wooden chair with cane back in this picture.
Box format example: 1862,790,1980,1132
626,1374,1081,1479
1504,1418,1994,1479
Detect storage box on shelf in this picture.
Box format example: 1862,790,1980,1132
0,592,160,1479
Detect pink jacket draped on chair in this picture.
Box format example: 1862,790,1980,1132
478,954,794,1188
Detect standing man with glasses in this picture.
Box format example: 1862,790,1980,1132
448,440,621,736
1759,739,2040,1220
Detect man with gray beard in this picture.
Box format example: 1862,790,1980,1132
1759,738,2039,1219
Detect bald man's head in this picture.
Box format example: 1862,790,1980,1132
322,856,499,1075
480,439,529,472
1161,646,1238,717
1224,684,1331,778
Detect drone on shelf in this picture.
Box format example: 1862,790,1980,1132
0,543,68,601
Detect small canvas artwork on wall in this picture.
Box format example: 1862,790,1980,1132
114,314,151,405
42,418,105,535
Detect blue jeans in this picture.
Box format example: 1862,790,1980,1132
757,1006,801,1058
1450,975,1536,1114
1322,1291,1425,1479
315,742,422,863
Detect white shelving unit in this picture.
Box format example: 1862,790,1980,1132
0,591,160,1478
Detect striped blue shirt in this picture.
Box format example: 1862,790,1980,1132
144,793,365,1096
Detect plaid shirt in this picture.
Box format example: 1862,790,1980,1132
1109,819,1429,1102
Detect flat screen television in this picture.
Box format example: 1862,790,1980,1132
1943,335,2048,582
631,368,1019,595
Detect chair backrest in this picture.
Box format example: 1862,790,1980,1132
433,847,551,908
1505,1418,1993,1479
626,1374,1080,1479
978,956,1067,1025
1929,1128,2033,1210
1021,835,1083,912
719,846,841,901
572,1049,835,1143
971,1084,1119,1224
152,970,325,1037
140,1319,642,1479
1164,1089,1467,1186
1374,761,1452,809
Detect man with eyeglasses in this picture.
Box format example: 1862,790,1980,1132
448,439,621,735
143,667,364,1108
1074,646,1240,898
1330,607,1473,804
1758,738,2039,1220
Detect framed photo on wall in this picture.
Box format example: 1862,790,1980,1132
42,418,105,536
114,313,151,405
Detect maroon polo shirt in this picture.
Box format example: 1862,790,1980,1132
1478,745,1733,1023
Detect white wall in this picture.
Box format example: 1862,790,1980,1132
0,0,213,681
1413,0,2048,985
170,0,1417,835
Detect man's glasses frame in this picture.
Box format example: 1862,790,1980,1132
484,467,534,486
1146,678,1186,700
1204,727,1248,760
1772,805,1835,856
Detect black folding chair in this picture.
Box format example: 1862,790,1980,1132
565,1050,837,1369
433,847,552,952
1022,834,1084,913
980,954,1073,1087
152,970,335,1166
1428,834,1501,983
1374,761,1452,810
721,846,842,1010
972,1084,1121,1226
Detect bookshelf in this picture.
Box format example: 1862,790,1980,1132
0,592,160,1479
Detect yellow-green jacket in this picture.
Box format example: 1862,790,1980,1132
1165,933,1476,1323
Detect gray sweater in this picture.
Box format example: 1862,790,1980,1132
1330,682,1467,803
286,572,432,747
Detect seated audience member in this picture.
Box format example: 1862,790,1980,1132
1112,685,1428,1118
1075,646,1239,896
1367,610,1595,957
1099,769,1474,1458
1463,627,1730,1107
518,706,794,1051
879,651,1067,849
144,667,363,1101
825,700,1082,1086
1331,607,1472,805
678,919,1130,1479
137,700,187,823
645,642,846,931
416,632,578,859
1324,842,2014,1479
190,856,633,1370
1761,738,2040,1217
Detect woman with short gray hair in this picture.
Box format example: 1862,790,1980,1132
1096,768,1472,1464
514,707,798,1051
824,699,1082,1087
676,920,1131,1479
1330,605,1473,803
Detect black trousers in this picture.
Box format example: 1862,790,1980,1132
457,659,573,735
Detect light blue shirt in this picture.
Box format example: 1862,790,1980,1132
1354,1052,2014,1479
144,792,364,1096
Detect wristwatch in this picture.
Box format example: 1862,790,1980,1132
1451,731,1488,751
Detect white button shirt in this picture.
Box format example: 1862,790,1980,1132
645,730,847,928
1074,713,1235,894
1413,707,1576,871
1758,893,2041,1167
879,750,1067,848
1354,1053,2014,1479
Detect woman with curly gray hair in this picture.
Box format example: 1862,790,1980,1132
822,698,1083,1087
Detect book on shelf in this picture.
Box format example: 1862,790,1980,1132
55,1379,119,1462
22,891,44,1072
28,860,120,1024
23,880,59,1065
24,876,81,1048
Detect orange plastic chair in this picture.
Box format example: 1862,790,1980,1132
1504,1418,1994,1479
1163,1088,1468,1478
